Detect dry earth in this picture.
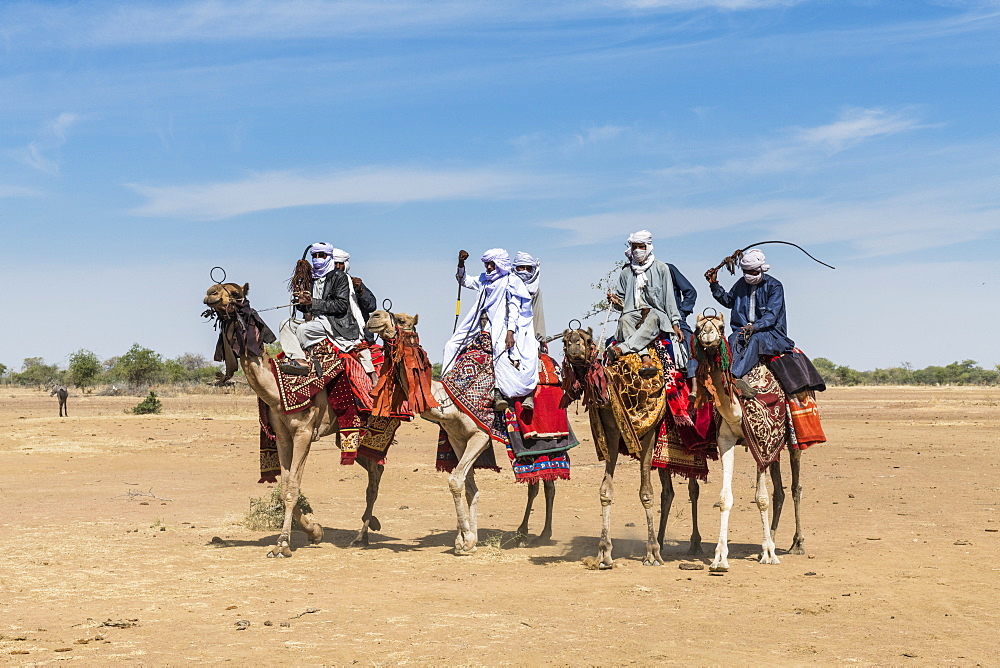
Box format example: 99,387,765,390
1,385,998,665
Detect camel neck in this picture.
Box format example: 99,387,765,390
241,353,280,406
708,364,741,425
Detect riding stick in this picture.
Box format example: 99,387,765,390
453,249,468,333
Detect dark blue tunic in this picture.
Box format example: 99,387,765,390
668,263,698,377
710,274,794,378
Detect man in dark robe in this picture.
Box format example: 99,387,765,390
705,248,794,396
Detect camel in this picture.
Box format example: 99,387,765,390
50,385,68,417
365,309,558,553
203,281,384,557
562,327,701,568
693,312,804,571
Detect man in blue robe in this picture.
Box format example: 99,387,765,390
668,262,698,378
705,248,794,396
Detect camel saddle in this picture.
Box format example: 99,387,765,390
595,349,667,460
371,328,439,417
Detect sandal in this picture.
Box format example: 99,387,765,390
279,359,311,376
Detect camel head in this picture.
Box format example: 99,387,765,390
203,282,249,314
695,312,726,350
562,327,595,365
366,310,419,341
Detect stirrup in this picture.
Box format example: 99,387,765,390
279,359,311,376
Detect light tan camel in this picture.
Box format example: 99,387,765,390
693,312,803,571
203,282,384,557
561,327,674,568
366,309,557,553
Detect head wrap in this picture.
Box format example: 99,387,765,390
512,251,540,292
740,248,769,285
480,248,511,283
329,247,351,274
309,242,336,278
624,230,654,266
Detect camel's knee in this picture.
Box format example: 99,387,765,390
755,495,770,513
448,474,465,497
717,495,733,512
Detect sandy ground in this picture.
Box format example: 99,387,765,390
1,385,998,666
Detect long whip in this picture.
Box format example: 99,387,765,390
712,240,836,275
453,249,468,333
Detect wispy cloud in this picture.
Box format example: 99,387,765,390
129,166,560,220
0,0,815,48
12,112,82,176
543,182,1000,258
660,107,927,179
0,184,39,198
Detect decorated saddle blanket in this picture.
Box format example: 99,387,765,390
652,420,709,482
600,349,667,459
788,391,826,450
269,339,345,414
371,329,439,418
358,415,403,462
739,362,793,471
440,330,507,445
435,428,502,473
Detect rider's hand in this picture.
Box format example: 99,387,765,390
607,291,624,310
505,330,515,351
458,250,469,268
705,268,719,284
351,276,363,289
673,323,684,340
742,323,754,335
293,290,312,306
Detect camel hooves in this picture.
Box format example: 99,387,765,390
688,543,704,556
709,565,728,573
369,516,381,532
789,542,806,555
642,559,662,566
350,535,370,548
267,547,293,558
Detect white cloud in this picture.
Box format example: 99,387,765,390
574,125,627,145
13,112,82,176
660,107,927,180
0,184,39,198
128,166,559,220
543,184,1000,258
50,112,81,140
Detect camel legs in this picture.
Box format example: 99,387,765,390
596,445,620,569
465,468,480,540
688,477,703,555
517,480,556,543
447,429,490,555
756,467,780,565
768,460,786,542
268,419,315,558
351,456,385,547
788,448,806,554
516,482,540,537
656,469,674,550
638,432,663,566
656,474,703,556
710,435,737,572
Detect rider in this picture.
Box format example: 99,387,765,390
607,230,684,376
278,243,376,376
513,251,545,340
705,248,794,397
443,248,539,411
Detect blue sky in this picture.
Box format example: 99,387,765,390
1,0,998,372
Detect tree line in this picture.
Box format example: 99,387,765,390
0,345,221,391
813,358,1000,386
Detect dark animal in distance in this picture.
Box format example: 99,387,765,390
50,385,68,417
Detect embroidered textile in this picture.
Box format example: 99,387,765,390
371,329,438,417
441,331,508,444
435,427,501,472
327,371,366,465
739,363,791,471
269,339,345,413
258,398,280,483
651,419,709,481
788,392,826,450
603,349,667,458
357,414,400,462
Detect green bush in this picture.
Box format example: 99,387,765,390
129,390,163,414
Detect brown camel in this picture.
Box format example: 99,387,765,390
203,282,384,557
366,309,558,553
562,327,699,568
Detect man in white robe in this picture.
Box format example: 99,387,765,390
443,248,539,405
513,251,545,340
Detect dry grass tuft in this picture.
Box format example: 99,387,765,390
242,488,313,531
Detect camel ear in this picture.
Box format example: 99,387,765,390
242,283,250,297
412,314,419,325
696,314,705,323
586,327,593,338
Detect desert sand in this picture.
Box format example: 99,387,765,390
1,385,997,665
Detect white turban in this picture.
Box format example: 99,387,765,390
329,247,351,274
309,242,336,278
740,248,770,272
513,251,540,293
481,248,511,272
627,230,653,246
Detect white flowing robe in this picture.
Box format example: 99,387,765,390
443,267,539,398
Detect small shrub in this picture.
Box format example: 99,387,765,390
129,390,163,414
243,488,313,531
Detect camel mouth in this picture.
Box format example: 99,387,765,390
203,296,223,306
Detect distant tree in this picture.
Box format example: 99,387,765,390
432,362,442,381
175,352,209,371
0,362,7,380
114,344,165,387
13,357,61,388
67,349,102,390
